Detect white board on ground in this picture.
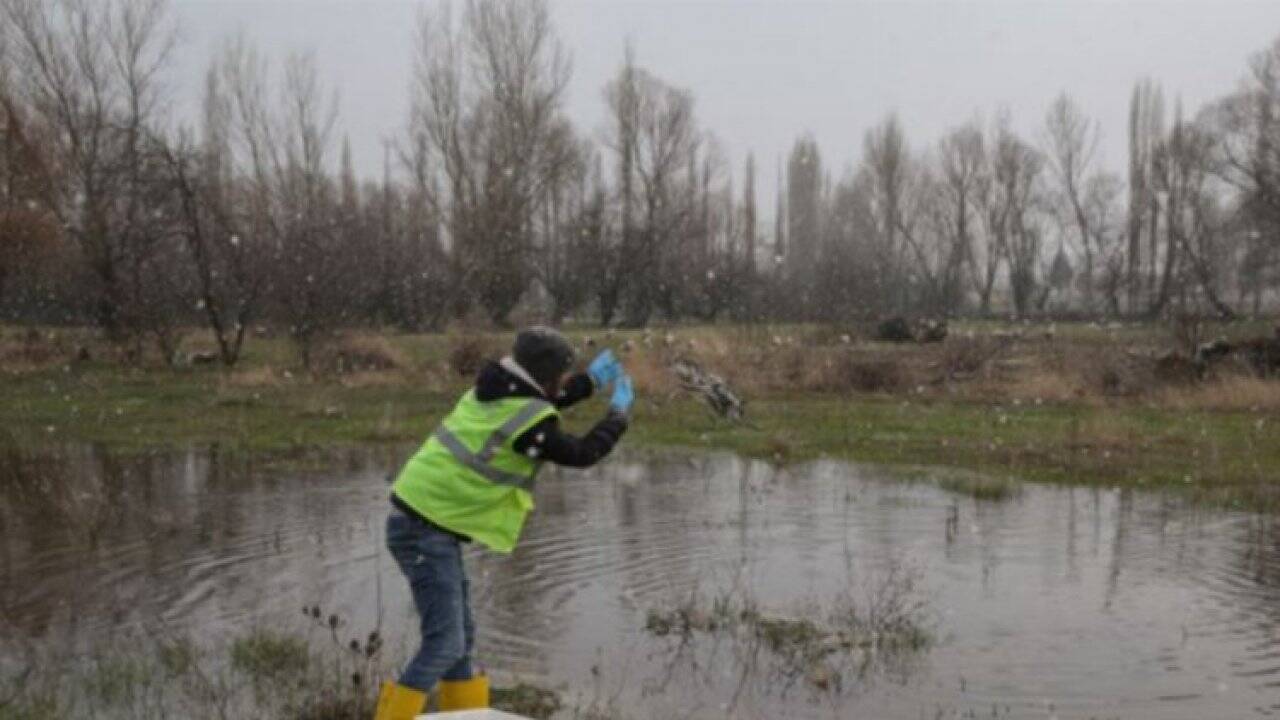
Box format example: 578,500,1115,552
418,711,531,720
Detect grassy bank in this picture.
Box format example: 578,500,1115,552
2,322,1279,507
0,611,574,720
0,562,931,720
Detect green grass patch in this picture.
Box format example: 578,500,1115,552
624,393,1280,507
931,471,1018,499
491,683,563,720
643,563,932,695
0,619,377,720
2,348,1279,508
230,628,310,681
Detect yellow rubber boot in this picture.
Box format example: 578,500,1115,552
436,674,490,711
373,681,428,720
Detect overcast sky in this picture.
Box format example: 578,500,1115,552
170,0,1280,202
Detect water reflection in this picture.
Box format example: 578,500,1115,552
3,444,1280,718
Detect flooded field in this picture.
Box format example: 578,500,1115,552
3,445,1280,719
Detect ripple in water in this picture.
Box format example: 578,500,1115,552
3,445,1280,718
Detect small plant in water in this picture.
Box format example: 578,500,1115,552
230,628,310,681
492,683,563,719
935,471,1022,501
754,615,826,659
643,562,932,703
0,604,393,720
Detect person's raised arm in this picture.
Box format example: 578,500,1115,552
517,374,633,468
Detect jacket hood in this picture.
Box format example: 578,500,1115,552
474,359,546,402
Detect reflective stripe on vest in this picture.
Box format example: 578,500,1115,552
477,399,553,462
432,398,552,492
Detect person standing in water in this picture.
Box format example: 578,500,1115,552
375,327,633,719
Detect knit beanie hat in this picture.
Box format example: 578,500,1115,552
512,326,575,389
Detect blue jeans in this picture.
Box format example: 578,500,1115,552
386,507,475,691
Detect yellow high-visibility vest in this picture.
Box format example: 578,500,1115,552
392,391,558,553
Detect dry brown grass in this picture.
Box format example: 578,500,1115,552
993,366,1087,404
446,327,503,378
7,322,1279,415
1069,347,1155,398
616,332,1050,400
603,327,1280,413
335,369,412,388
619,345,680,395
820,353,906,393
318,332,411,374
1157,374,1280,412
617,337,922,398
222,357,479,393
937,336,1007,380
223,366,285,388
0,328,80,369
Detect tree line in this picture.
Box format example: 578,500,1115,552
1,0,1278,366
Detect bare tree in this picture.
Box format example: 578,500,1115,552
863,115,913,314
933,121,986,314
396,122,452,329
598,43,640,326
1044,93,1103,314
534,123,595,323
897,162,950,314
691,142,737,320
1216,37,1280,309
741,152,757,277
1147,107,1237,318
0,64,60,314
785,134,823,305
410,0,572,326
579,153,623,327
864,117,966,317
8,1,1280,337
153,60,267,367
816,169,879,319
1,0,176,344
1083,173,1126,315
604,55,699,327
991,129,1046,317
1127,79,1164,313
971,114,1015,316
274,52,344,363
201,36,345,366
773,159,787,261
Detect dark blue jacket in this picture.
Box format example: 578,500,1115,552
473,360,628,468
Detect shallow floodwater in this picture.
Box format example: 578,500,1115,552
3,445,1280,719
